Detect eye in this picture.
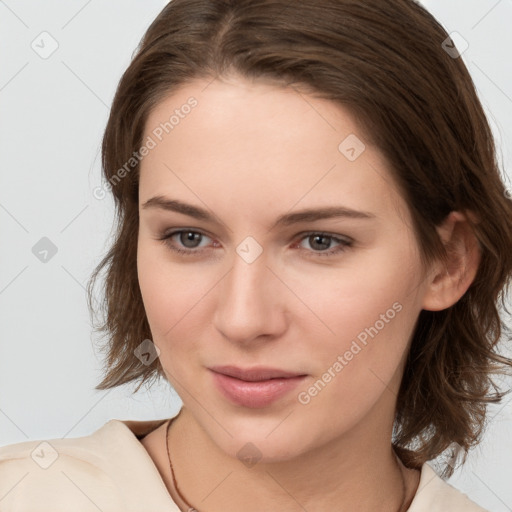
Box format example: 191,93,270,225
157,229,215,256
295,232,353,257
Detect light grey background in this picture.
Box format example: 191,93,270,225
1,1,511,510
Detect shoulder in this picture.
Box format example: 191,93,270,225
0,420,126,512
0,417,174,512
408,463,489,512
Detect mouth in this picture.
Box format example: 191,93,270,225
209,365,307,381
208,365,308,408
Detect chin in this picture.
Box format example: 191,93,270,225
204,414,316,465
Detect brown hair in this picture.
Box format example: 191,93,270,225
87,0,512,477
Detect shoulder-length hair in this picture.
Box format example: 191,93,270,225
87,0,512,477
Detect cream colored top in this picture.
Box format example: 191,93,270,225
0,411,488,511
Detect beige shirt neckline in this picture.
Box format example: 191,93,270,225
114,414,486,512
0,411,488,511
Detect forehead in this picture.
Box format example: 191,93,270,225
139,76,409,228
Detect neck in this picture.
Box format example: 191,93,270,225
165,407,419,512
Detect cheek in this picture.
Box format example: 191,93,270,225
292,246,420,385
292,251,416,341
137,242,201,341
136,240,221,379
294,274,418,429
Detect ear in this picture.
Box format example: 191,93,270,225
422,211,481,312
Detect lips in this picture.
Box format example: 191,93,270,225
209,365,306,382
209,365,308,408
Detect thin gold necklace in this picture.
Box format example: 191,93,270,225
165,413,408,512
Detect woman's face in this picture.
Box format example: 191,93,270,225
137,76,431,462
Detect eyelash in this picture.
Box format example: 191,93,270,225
156,229,353,258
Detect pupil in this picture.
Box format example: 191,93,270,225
311,235,330,250
181,231,200,248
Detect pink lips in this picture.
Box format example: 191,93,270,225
209,365,307,408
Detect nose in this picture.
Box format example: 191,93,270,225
212,247,288,345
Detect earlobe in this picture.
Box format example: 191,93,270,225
422,211,481,312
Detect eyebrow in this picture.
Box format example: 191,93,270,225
141,195,376,228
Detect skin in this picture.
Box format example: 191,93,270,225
136,75,480,511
